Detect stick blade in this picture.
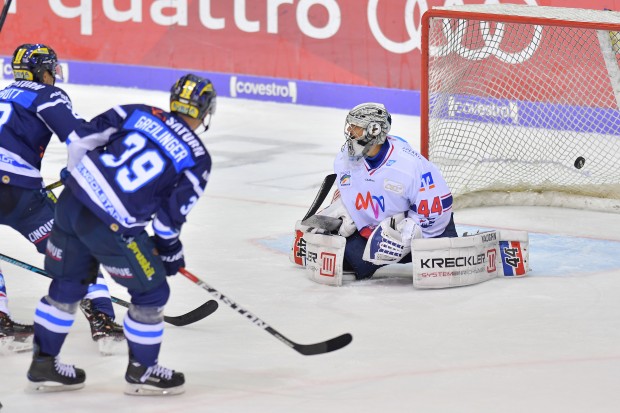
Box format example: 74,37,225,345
164,300,219,327
294,333,353,356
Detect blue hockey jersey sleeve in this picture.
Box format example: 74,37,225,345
152,168,209,241
0,81,84,188
35,86,84,142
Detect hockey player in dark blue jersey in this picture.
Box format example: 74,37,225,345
27,73,216,395
0,44,122,353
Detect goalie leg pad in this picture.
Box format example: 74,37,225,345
497,230,529,277
290,218,344,267
412,230,530,288
303,232,346,286
290,220,311,267
412,231,501,289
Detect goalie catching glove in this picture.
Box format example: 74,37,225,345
363,214,422,265
153,235,185,276
314,195,357,237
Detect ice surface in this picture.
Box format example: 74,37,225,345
1,83,619,413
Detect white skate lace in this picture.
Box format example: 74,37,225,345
141,364,173,382
54,358,77,378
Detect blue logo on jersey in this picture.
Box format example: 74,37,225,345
124,111,195,172
420,172,436,191
386,160,396,166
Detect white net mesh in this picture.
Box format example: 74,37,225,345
424,5,620,212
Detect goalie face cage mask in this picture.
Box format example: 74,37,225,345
344,102,392,159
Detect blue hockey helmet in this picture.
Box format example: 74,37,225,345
12,43,62,84
170,74,217,121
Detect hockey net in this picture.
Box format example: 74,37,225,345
421,5,620,212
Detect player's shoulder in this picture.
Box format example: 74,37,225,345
387,135,424,160
387,134,413,150
113,103,176,126
117,103,160,116
4,80,70,104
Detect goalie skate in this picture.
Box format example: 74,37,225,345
0,311,34,354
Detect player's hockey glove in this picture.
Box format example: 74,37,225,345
153,236,185,276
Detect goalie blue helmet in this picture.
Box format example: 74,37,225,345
344,102,392,159
170,74,217,123
12,43,62,84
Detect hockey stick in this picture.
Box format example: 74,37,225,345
179,267,353,355
0,252,218,326
44,180,62,203
0,0,13,33
45,180,63,191
302,173,337,221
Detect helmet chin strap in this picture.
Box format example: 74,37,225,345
194,114,213,137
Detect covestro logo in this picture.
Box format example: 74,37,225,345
230,76,297,103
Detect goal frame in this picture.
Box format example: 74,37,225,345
420,5,620,212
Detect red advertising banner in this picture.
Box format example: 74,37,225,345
1,0,620,91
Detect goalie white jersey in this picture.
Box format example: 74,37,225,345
333,135,453,238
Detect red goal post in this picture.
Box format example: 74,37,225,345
421,4,620,212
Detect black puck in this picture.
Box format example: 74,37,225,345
574,157,585,169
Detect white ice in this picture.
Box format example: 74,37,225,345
1,82,620,413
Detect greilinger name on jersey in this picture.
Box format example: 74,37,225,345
128,113,193,168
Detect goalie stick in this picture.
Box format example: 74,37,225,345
0,253,218,327
0,0,13,33
179,267,353,356
302,173,337,221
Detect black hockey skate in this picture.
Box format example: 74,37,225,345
0,311,34,353
80,299,124,355
80,299,124,341
125,360,185,396
27,350,86,392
